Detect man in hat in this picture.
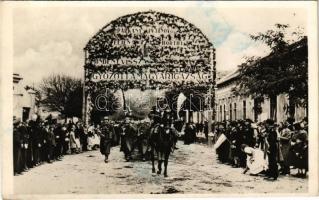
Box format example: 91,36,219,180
265,119,279,180
29,119,41,166
19,121,29,171
100,116,115,163
243,119,255,147
120,116,136,161
13,118,23,175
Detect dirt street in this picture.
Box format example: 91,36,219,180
14,141,307,194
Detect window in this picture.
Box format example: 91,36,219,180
243,100,246,119
234,103,237,120
223,104,226,121
229,103,232,120
219,105,222,121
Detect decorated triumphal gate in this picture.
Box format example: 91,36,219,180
83,11,216,129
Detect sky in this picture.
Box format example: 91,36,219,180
13,3,308,86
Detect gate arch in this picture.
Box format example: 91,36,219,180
83,11,216,124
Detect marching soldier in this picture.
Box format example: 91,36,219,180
100,117,115,163
120,116,136,161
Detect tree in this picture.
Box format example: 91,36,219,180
90,88,120,123
39,74,83,119
233,24,307,119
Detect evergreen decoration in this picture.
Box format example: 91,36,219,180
83,11,217,122
84,11,215,92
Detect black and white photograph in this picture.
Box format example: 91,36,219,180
1,1,318,198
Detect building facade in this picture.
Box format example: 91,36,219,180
215,73,307,123
215,37,307,123
13,73,37,121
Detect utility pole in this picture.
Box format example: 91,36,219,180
82,49,88,126
207,47,216,147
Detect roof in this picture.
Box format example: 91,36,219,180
216,70,239,86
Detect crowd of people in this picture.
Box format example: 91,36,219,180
13,112,308,181
213,117,308,180
13,116,103,176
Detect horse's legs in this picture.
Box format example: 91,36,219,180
164,152,170,177
157,160,162,174
151,147,155,173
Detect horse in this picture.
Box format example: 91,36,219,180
149,123,177,177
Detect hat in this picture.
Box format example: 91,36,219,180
13,117,21,125
265,119,274,125
245,119,253,123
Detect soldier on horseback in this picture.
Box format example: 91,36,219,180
149,106,179,177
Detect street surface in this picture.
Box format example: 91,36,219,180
14,141,307,194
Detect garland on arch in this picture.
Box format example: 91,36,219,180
84,11,216,92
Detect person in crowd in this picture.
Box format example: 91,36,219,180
74,125,81,153
54,124,63,161
215,122,231,163
243,119,255,147
87,123,96,150
278,122,293,175
203,121,209,142
26,122,33,169
288,123,308,177
40,122,48,164
255,122,266,150
29,119,41,166
13,118,23,175
67,120,74,132
19,121,29,172
264,119,279,181
241,144,268,175
92,124,101,150
173,117,184,133
40,123,48,163
77,122,87,152
46,124,56,163
62,125,69,155
99,117,115,163
184,120,196,145
69,125,78,154
229,121,240,167
13,111,308,181
196,122,204,139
